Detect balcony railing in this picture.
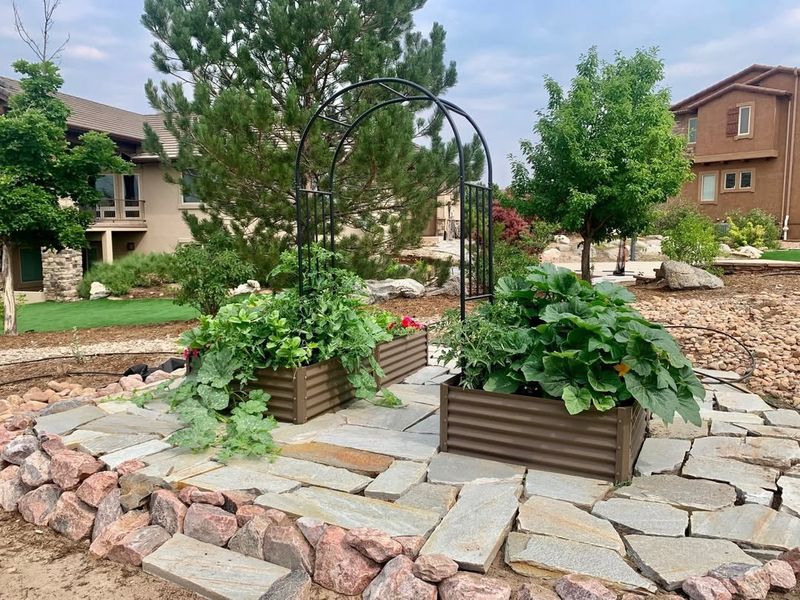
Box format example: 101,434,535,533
93,198,146,222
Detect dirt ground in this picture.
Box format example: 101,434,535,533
0,512,200,600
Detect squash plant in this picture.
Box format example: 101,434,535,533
167,247,404,459
438,264,704,425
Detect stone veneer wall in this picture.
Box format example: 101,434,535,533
41,248,83,301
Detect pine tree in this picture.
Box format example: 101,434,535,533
141,0,482,279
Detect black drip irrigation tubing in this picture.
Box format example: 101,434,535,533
0,350,180,387
661,324,756,393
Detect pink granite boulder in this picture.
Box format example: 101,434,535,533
183,503,238,547
48,491,96,541
363,554,437,600
313,525,381,596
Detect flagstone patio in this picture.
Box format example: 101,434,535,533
11,356,800,598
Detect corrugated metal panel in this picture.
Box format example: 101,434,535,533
376,332,428,386
441,381,647,483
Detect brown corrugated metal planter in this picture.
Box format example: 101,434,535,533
253,331,428,424
440,378,647,483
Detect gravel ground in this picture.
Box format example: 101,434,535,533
634,275,800,407
0,338,180,367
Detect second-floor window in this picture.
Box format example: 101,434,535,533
687,117,697,144
94,174,115,199
738,105,751,136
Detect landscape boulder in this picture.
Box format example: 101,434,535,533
1,434,39,465
183,503,238,547
732,246,763,259
228,515,273,560
682,576,732,600
313,525,381,596
363,555,437,600
263,524,315,573
554,574,616,600
89,509,151,558
48,491,96,541
345,527,403,563
17,484,61,526
707,563,770,600
763,559,796,591
150,489,187,535
76,471,119,507
107,524,170,566
659,261,724,290
89,281,110,300
50,450,104,490
0,472,33,512
439,572,511,600
412,553,459,583
365,278,425,303
20,450,52,487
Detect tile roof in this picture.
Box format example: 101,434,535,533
0,75,178,155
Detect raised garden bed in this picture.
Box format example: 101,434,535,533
439,377,647,483
252,331,428,424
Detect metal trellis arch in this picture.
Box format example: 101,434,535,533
294,77,494,319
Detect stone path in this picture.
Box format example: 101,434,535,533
22,359,800,597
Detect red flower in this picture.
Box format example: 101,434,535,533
401,315,422,330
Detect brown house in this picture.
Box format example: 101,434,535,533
672,64,800,239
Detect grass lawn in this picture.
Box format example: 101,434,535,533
15,298,198,333
760,249,800,262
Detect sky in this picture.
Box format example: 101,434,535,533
2,0,800,185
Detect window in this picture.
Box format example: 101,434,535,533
19,247,43,283
123,174,139,201
181,172,201,204
738,105,751,136
94,174,115,199
700,173,717,202
724,172,737,190
687,117,697,144
739,170,753,189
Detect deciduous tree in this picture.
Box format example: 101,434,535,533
0,60,127,334
511,47,691,280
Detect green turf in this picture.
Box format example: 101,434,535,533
760,249,800,262
13,298,198,333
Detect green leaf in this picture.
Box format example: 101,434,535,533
624,371,680,424
197,383,230,410
562,385,592,415
587,368,622,393
592,394,617,411
484,369,520,394
196,347,241,388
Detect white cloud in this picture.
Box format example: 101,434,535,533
64,44,108,61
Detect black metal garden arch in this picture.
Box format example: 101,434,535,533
294,77,494,319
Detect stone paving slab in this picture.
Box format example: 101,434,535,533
505,532,657,592
97,401,140,415
142,533,290,600
182,466,301,495
524,469,612,509
229,456,372,494
624,534,761,591
403,365,449,385
364,460,426,500
61,429,108,449
33,405,107,436
405,414,439,435
634,438,690,476
710,421,747,437
740,424,800,441
428,452,525,486
255,486,441,537
714,390,772,414
420,481,521,573
315,424,438,461
691,503,800,550
517,496,624,554
611,474,736,511
648,416,708,439
690,435,800,469
337,400,436,431
79,433,160,456
765,409,800,429
683,454,779,491
591,498,688,537
383,383,440,406
395,482,458,516
137,448,222,484
278,442,393,476
778,476,800,518
695,368,742,382
100,439,173,469
81,412,184,438
699,410,764,425
271,413,345,445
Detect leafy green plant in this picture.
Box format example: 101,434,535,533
437,264,704,426
170,247,410,457
661,210,719,267
78,252,177,298
172,234,256,315
724,209,780,249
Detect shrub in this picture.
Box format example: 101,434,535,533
171,235,256,316
437,264,704,426
661,209,719,267
724,209,781,249
78,253,177,298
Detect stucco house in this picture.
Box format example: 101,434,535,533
671,64,800,239
0,76,200,300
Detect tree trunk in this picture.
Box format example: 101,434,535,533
580,235,593,281
2,241,17,335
